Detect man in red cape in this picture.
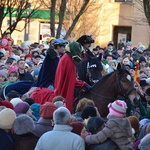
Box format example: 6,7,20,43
31,42,90,113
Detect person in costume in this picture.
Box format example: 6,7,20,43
77,35,94,60
30,42,91,113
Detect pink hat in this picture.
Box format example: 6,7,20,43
8,66,18,74
108,100,127,117
1,39,8,46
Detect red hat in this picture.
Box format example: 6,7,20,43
24,54,32,60
0,100,14,110
40,102,57,119
70,122,84,135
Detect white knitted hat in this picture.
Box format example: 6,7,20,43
10,98,22,107
0,108,16,129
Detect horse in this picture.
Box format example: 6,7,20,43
74,63,140,118
77,54,103,85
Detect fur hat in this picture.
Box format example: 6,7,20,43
0,100,14,110
108,100,127,117
128,116,140,133
40,102,57,119
0,108,16,129
87,116,105,134
81,106,97,120
13,114,35,135
10,98,22,107
14,102,30,114
70,122,84,135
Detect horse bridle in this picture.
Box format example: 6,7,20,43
89,71,136,100
115,72,136,99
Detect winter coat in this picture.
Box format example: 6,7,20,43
35,124,85,150
13,132,39,150
132,50,143,63
0,129,14,150
33,117,53,137
85,115,133,150
86,139,119,150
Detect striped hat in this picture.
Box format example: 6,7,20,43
108,100,127,117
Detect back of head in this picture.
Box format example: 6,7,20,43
77,35,94,46
0,108,16,129
128,116,140,133
70,122,84,135
139,133,150,150
13,114,35,135
53,107,70,125
14,102,29,114
87,116,105,134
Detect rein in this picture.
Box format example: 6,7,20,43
89,71,135,100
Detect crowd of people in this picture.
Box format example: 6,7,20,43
0,31,150,150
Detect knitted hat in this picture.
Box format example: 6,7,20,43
24,98,34,106
30,103,41,114
70,122,84,135
139,56,147,63
0,100,14,110
40,102,57,119
87,116,105,134
108,100,127,117
138,45,145,51
24,54,32,60
13,114,35,135
0,108,16,129
10,98,22,107
1,39,8,46
14,102,30,114
140,80,148,87
128,116,140,133
0,70,7,79
81,106,97,120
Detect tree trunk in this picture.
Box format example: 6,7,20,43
50,0,56,37
56,0,67,38
64,0,90,39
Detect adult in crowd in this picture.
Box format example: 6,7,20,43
35,107,85,150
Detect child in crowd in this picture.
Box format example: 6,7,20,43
85,100,133,150
0,70,7,89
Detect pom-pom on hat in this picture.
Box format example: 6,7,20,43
0,100,14,110
87,116,105,134
70,122,84,135
0,108,16,129
108,100,127,117
40,102,57,119
13,114,35,135
14,102,30,114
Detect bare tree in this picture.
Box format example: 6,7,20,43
0,0,40,37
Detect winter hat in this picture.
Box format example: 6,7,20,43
14,102,30,114
0,70,7,79
126,41,132,47
6,58,15,64
0,100,14,110
30,103,41,114
54,101,64,108
13,114,35,135
40,102,57,119
81,106,97,120
1,39,8,46
87,116,105,134
140,73,147,80
10,98,22,107
0,108,16,129
8,66,18,74
6,91,19,101
24,54,32,60
139,56,147,63
108,100,127,117
24,98,34,106
128,116,140,133
140,80,148,87
70,122,84,135
33,68,40,76
138,44,145,51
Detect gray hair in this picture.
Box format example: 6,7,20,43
139,133,150,150
53,107,71,125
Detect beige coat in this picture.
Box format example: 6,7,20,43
85,115,133,150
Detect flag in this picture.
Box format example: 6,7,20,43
134,61,140,83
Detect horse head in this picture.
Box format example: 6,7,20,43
115,63,140,106
86,54,103,85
